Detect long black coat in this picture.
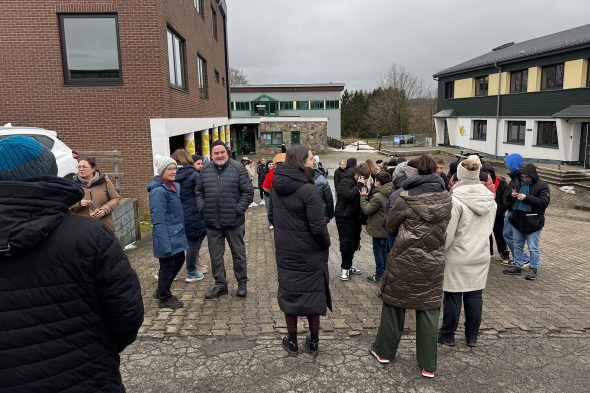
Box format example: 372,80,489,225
175,165,207,239
196,159,254,229
270,165,332,316
0,176,144,392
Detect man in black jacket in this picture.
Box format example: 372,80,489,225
481,162,510,260
196,140,254,298
503,164,550,280
0,136,144,393
335,163,371,281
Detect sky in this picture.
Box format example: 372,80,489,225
226,0,590,92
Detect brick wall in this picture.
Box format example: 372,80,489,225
0,0,229,212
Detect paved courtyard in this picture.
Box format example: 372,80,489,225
121,150,590,392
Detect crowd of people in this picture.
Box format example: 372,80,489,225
0,134,552,389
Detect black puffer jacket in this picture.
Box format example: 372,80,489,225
269,165,332,316
505,164,550,233
196,159,254,229
0,177,144,393
334,170,363,221
175,165,207,239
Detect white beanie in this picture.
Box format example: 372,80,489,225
153,154,176,176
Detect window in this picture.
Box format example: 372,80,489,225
310,100,324,110
211,5,217,40
235,102,250,111
507,121,526,144
214,69,220,83
510,69,528,93
197,55,208,98
541,63,564,90
537,121,558,147
472,120,487,140
280,101,294,110
444,81,454,99
291,131,301,145
0,134,56,149
326,100,340,109
167,29,185,89
194,0,204,15
59,14,122,84
260,131,283,146
475,76,488,96
296,101,309,110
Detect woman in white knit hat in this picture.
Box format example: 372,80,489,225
148,154,188,309
439,158,497,347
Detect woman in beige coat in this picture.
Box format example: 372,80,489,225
71,157,121,232
439,158,496,348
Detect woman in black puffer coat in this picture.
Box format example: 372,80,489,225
269,145,331,356
172,149,208,280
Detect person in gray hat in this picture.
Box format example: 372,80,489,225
0,136,143,392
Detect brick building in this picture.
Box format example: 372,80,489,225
0,0,230,211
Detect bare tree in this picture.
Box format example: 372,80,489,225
230,68,248,86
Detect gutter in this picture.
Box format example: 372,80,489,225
222,8,231,120
493,62,501,158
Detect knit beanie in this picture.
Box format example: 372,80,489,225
273,153,286,165
457,158,481,181
0,135,58,180
211,140,229,153
153,154,176,176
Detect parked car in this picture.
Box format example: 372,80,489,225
0,123,79,178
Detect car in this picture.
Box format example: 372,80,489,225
0,123,79,178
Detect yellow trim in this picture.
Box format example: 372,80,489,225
184,138,195,155
201,130,210,156
225,128,231,148
453,78,475,98
213,128,219,140
488,72,510,95
220,126,226,143
527,67,542,92
564,59,587,89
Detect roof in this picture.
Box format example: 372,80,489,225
433,109,457,118
434,24,590,78
553,105,590,118
231,83,345,93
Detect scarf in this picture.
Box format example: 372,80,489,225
77,171,99,187
513,182,532,212
162,178,176,192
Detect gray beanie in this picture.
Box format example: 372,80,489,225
153,154,176,176
0,136,58,180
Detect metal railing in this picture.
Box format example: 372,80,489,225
76,150,123,191
376,133,437,150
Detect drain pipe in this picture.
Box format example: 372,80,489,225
493,62,501,158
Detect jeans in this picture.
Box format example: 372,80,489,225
513,228,541,269
157,251,185,300
263,194,271,225
372,237,388,277
387,234,396,254
206,224,248,287
503,212,530,261
185,235,206,274
439,290,483,341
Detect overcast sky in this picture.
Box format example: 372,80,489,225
227,0,590,92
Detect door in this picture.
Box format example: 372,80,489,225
443,121,450,146
580,123,590,169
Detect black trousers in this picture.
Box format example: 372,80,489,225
335,218,361,270
490,214,508,256
157,251,185,300
439,290,483,341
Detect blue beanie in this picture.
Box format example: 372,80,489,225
504,153,524,175
0,136,58,180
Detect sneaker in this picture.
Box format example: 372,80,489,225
350,266,362,275
522,261,530,269
340,269,349,281
466,337,478,347
500,259,514,267
154,271,179,281
525,268,538,281
421,369,436,378
503,266,522,275
366,275,382,283
268,224,274,230
259,200,265,206
249,202,258,208
370,348,390,364
204,285,229,300
185,272,205,282
152,290,160,299
437,334,456,347
158,295,184,309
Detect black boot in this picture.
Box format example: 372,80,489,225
282,332,298,356
204,285,228,300
305,332,319,355
236,281,247,297
158,295,183,309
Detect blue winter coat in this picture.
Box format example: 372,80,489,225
195,159,254,229
148,176,188,258
174,165,207,239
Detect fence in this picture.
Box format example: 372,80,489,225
76,150,123,191
375,133,437,151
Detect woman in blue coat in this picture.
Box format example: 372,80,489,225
149,154,188,309
172,149,208,281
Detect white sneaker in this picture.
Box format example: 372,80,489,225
340,269,349,281
249,202,258,208
269,224,274,229
259,200,265,205
350,266,363,275
154,271,178,281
